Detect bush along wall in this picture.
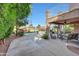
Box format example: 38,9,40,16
41,32,49,40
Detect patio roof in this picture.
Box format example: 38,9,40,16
49,17,79,25
48,8,79,25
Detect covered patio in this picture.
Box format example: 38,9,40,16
48,8,79,40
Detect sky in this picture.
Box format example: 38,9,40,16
28,3,69,27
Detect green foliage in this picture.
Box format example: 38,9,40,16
41,33,49,40
63,24,74,33
0,4,16,40
16,3,31,26
4,26,14,39
16,3,31,20
0,3,31,40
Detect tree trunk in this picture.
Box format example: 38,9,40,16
16,25,18,36
0,39,5,45
16,20,19,36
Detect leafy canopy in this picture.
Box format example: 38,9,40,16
0,3,31,40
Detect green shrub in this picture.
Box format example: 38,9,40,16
41,33,48,40
17,29,24,36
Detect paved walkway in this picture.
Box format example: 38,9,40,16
6,33,78,56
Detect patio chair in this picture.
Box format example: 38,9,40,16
67,33,78,40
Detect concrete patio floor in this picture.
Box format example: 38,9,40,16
6,33,78,56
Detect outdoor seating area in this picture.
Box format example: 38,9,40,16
49,27,79,41
0,3,79,56
46,7,79,41
67,33,79,40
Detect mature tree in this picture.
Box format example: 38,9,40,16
16,3,31,26
16,3,31,35
0,4,16,40
0,3,31,44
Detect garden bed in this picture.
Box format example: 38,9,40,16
0,34,19,56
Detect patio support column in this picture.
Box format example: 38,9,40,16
57,24,61,38
46,24,50,39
